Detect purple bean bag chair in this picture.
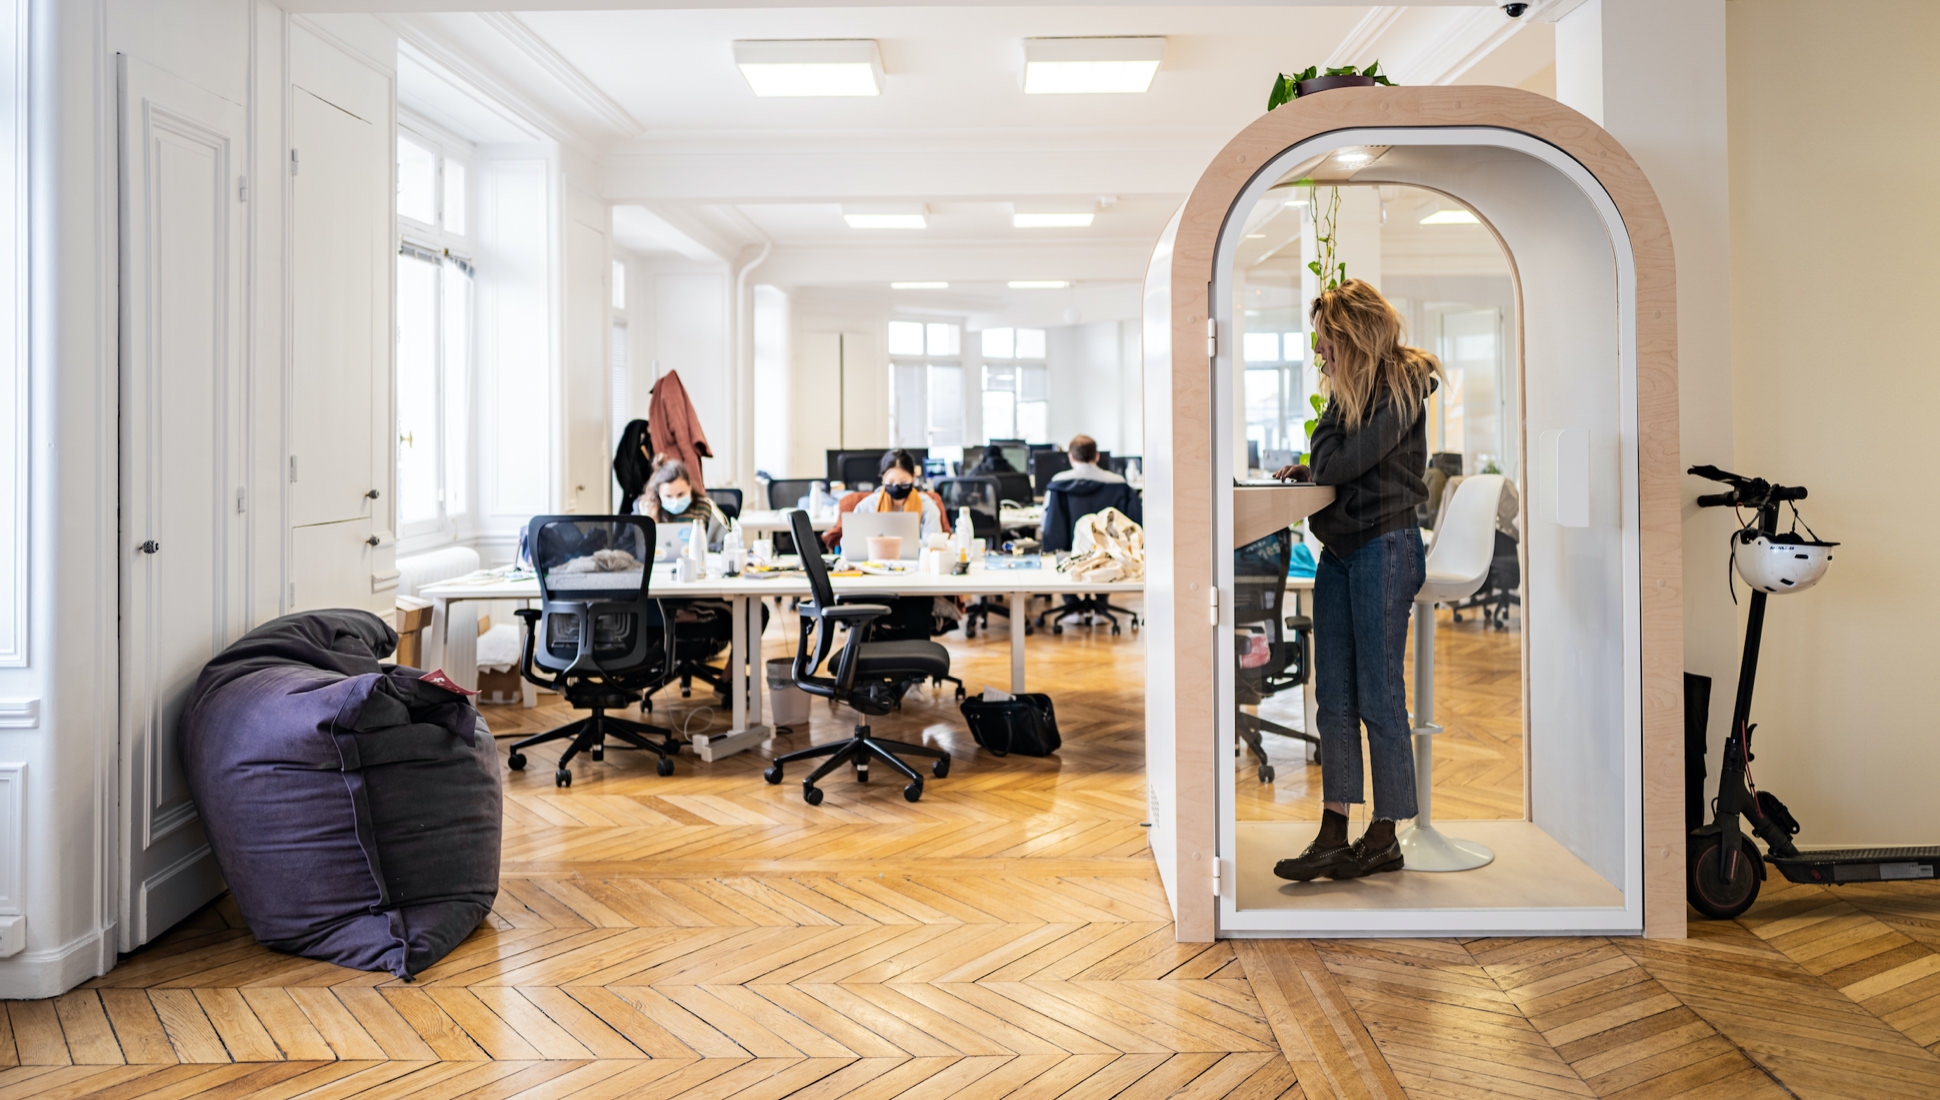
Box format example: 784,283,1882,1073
179,609,501,978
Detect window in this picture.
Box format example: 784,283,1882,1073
395,128,474,539
978,327,1047,442
1242,328,1306,456
889,320,965,447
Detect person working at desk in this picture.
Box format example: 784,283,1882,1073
1041,435,1142,553
823,449,949,551
1270,278,1439,884
637,459,728,550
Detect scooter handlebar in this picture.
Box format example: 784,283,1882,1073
1695,492,1737,508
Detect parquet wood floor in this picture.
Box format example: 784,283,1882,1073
9,602,1940,1098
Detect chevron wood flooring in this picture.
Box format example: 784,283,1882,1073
10,601,1940,1097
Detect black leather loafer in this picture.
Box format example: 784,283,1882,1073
1326,836,1405,879
1274,840,1351,882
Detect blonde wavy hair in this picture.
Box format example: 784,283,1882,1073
1311,279,1443,431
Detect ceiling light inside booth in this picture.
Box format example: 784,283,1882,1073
1008,280,1070,289
1023,37,1166,94
890,282,948,289
734,39,884,97
1417,196,1480,225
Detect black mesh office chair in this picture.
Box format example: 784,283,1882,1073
991,473,1034,517
763,478,818,554
837,453,880,491
1233,530,1316,783
763,509,953,804
935,476,1032,639
710,488,742,521
509,515,681,787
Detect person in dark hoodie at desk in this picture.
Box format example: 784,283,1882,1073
1269,278,1439,884
1040,434,1141,553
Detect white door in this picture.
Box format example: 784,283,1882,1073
289,87,377,529
117,56,246,949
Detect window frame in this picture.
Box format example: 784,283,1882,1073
394,119,476,548
976,326,1048,443
888,316,967,448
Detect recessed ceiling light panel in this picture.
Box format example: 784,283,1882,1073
1420,209,1480,225
734,39,883,97
1023,37,1165,94
842,203,928,230
1013,212,1095,229
890,282,948,289
1008,280,1070,289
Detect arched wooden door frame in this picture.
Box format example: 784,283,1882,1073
1148,85,1681,941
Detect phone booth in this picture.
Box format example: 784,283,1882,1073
1142,85,1684,940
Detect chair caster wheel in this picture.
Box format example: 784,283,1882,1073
1053,624,1063,635
1259,765,1275,783
764,764,783,784
555,769,571,788
955,687,966,702
932,757,950,779
656,756,675,777
681,688,691,698
1112,625,1123,636
591,747,603,762
1131,620,1141,633
507,752,526,771
803,784,824,806
903,783,923,802
965,625,976,639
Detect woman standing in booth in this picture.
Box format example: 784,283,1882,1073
1272,279,1440,882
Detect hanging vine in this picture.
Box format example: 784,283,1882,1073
1301,182,1345,448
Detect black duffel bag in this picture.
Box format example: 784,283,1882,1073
961,692,1061,757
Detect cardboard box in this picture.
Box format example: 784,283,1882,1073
478,667,522,706
394,598,433,668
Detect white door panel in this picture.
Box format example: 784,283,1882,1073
117,55,245,949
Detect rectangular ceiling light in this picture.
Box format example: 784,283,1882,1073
1420,209,1480,225
1008,280,1069,289
842,203,927,230
890,282,948,290
1013,212,1094,229
1023,37,1165,95
733,40,883,97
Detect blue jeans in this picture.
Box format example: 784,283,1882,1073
1313,527,1425,820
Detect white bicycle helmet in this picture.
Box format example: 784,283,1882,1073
1732,530,1836,595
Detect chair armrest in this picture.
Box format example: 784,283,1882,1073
806,601,893,623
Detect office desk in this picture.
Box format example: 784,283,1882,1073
420,562,1143,762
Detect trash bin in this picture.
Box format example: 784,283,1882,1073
767,657,811,730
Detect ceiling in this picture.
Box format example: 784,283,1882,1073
359,3,1559,305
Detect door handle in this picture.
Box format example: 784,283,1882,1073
365,489,380,499
365,535,380,547
138,540,160,554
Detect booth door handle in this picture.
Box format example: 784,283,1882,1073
365,535,381,547
138,540,160,555
365,489,380,499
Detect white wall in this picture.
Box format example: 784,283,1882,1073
750,284,791,477
1045,319,1140,457
1726,0,1940,845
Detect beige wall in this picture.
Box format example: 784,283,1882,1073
1728,0,1940,844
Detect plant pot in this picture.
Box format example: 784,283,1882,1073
1297,74,1378,97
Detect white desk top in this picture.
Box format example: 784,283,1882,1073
420,559,1143,602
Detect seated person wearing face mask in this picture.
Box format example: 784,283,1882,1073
822,449,950,551
637,460,727,550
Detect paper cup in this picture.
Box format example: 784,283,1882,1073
867,535,902,562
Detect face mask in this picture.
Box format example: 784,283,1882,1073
662,494,692,515
884,482,915,501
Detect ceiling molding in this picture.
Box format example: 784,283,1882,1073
380,14,591,150
1327,7,1410,69
1409,8,1529,86
475,12,647,139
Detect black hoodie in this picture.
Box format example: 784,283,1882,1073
1306,380,1433,558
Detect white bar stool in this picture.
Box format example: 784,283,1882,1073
1399,474,1506,873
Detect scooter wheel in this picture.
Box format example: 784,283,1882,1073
1688,834,1762,919
656,756,675,777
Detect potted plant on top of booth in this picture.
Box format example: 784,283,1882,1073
1267,62,1394,110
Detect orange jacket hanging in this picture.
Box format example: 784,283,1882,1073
647,370,713,489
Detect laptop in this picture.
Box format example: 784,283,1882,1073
653,519,702,563
843,509,921,560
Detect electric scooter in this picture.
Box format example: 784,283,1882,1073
1687,465,1940,919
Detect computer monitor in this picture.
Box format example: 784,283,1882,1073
1247,439,1261,472
842,510,922,560
963,441,1028,477
1031,449,1072,496
826,447,928,487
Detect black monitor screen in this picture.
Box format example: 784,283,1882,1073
963,443,1027,477
1031,449,1072,495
